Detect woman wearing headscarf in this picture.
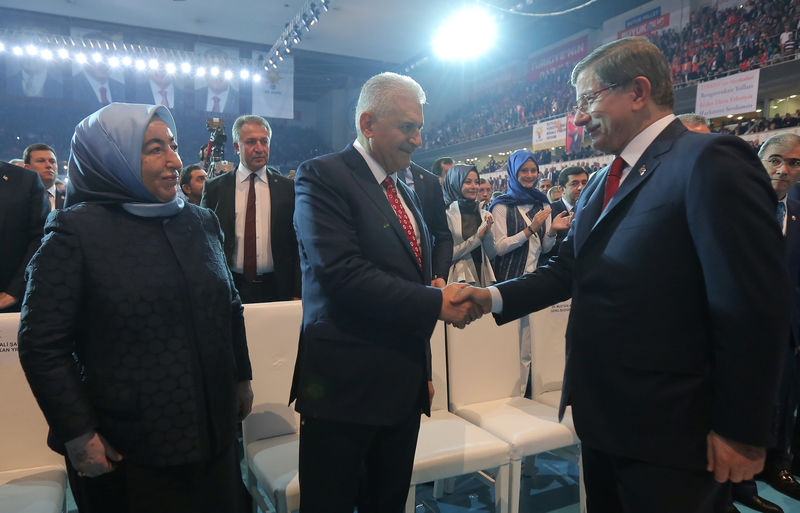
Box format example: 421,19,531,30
18,103,252,513
489,149,571,281
488,150,571,396
442,164,496,286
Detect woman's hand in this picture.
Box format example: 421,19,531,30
525,208,550,236
478,213,494,239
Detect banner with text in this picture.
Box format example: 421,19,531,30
695,69,760,118
618,13,671,38
532,116,567,151
252,53,294,119
527,37,588,81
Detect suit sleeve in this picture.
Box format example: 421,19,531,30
686,136,788,447
18,211,96,447
294,161,441,332
6,175,49,299
423,177,454,281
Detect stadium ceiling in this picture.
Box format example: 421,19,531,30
2,0,651,100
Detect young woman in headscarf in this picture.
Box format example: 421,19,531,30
489,149,571,281
442,164,496,286
488,149,571,396
18,103,253,513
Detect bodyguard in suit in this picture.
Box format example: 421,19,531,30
0,162,49,312
201,115,300,303
540,166,586,264
396,162,453,285
456,37,789,512
290,72,481,513
23,143,64,210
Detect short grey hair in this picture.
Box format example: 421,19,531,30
571,36,674,109
758,133,800,159
677,113,709,129
354,72,426,137
232,115,272,145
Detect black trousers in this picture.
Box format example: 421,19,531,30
582,444,730,513
298,414,421,513
66,442,245,513
232,272,278,304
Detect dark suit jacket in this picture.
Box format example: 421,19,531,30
408,162,453,281
200,166,301,300
0,162,49,304
786,198,800,347
54,188,66,210
18,203,251,466
194,87,240,114
6,71,63,98
72,72,125,110
290,144,442,426
495,120,788,470
135,80,189,112
540,198,570,265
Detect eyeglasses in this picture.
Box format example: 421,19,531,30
572,83,618,115
763,156,800,170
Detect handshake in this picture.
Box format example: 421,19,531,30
438,283,493,329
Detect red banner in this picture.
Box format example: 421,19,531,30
527,36,589,81
618,13,671,38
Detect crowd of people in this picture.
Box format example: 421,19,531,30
421,0,800,152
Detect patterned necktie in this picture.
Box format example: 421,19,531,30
159,89,169,107
99,86,109,104
212,96,221,112
777,201,786,230
602,156,626,209
382,177,422,267
243,174,257,281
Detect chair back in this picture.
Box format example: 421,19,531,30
429,321,448,412
530,301,569,398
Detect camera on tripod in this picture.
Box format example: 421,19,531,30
202,117,234,177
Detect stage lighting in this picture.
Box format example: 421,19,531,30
224,69,233,80
92,52,103,63
57,48,69,59
121,55,133,67
148,58,159,70
108,56,120,67
41,49,53,60
240,69,250,80
210,66,220,77
432,7,496,60
196,66,206,77
165,62,177,74
181,62,192,73
253,73,262,83
12,46,24,56
75,52,87,64
0,42,5,52
135,58,146,70
25,44,38,56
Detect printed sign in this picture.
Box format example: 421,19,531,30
618,13,671,38
695,69,760,118
532,116,567,151
527,37,589,81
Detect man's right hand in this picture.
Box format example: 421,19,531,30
452,286,493,321
64,431,123,478
440,283,484,327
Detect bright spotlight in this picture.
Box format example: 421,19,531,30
210,66,220,77
0,42,5,52
165,62,177,74
180,62,192,73
57,48,69,59
41,49,54,60
92,52,103,63
432,7,496,60
223,69,233,80
12,46,24,56
148,58,159,70
253,73,262,83
134,58,146,70
196,66,206,77
108,56,120,68
121,55,132,67
239,69,250,80
75,52,88,64
25,44,38,56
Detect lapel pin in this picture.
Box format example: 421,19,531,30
418,173,423,180
638,165,647,176
2,175,7,181
793,216,797,221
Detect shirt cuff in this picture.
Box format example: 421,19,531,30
488,286,503,314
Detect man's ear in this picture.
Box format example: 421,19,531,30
360,111,375,139
629,76,652,112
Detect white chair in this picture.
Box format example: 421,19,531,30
406,321,512,513
0,312,67,513
529,300,569,408
241,301,303,513
446,315,581,513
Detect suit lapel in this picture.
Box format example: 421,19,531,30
219,171,237,250
342,146,425,277
573,169,606,255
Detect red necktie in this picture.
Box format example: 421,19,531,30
382,177,422,267
99,86,109,104
602,156,626,210
243,174,257,281
212,95,221,112
159,89,169,107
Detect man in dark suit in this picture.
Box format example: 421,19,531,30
6,58,62,98
23,143,64,210
195,74,239,114
456,37,788,512
731,133,800,513
396,162,453,285
0,161,49,312
201,115,300,303
541,166,586,264
290,72,480,513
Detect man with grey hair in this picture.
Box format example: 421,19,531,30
455,36,788,511
290,72,482,512
678,113,712,133
201,114,300,303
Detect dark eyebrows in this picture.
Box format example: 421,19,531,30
142,136,176,149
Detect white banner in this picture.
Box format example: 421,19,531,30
252,53,294,120
531,116,567,151
695,69,760,118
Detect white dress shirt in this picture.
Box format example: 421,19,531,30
353,139,421,248
489,113,677,312
46,185,56,211
82,71,114,103
232,163,273,274
149,81,174,108
206,87,229,112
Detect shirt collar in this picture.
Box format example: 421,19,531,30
47,184,56,196
619,114,676,168
237,162,267,183
561,196,574,211
353,139,395,186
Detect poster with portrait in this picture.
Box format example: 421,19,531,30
70,28,126,110
565,114,584,154
252,51,294,120
193,43,241,115
5,27,65,99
